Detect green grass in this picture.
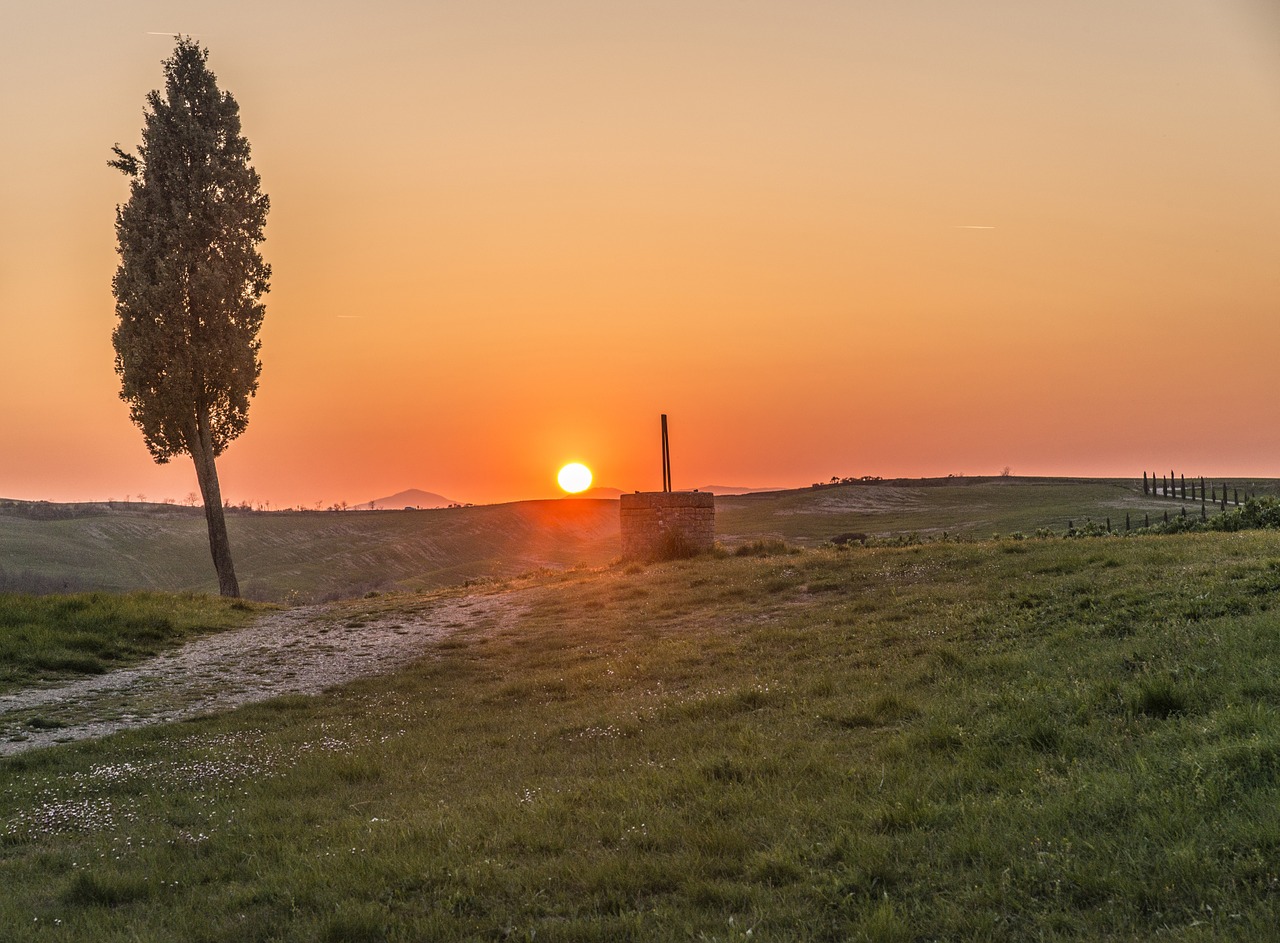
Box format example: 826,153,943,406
0,593,258,693
4,532,1280,939
715,475,1277,545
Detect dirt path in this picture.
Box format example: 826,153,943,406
0,589,522,757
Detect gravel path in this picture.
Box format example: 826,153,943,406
0,590,521,757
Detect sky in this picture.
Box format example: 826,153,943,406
1,1,1278,508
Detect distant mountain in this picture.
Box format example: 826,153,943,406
574,486,624,499
368,488,456,510
698,484,784,496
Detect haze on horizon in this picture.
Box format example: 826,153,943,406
2,1,1277,509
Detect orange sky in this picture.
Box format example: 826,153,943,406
2,2,1278,507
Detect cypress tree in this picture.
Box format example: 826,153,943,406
109,38,270,597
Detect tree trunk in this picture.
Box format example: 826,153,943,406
189,416,240,598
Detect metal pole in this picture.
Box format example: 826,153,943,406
661,414,671,492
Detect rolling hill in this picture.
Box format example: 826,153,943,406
0,499,619,602
2,476,1273,601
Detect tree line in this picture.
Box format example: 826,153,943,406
1142,471,1254,508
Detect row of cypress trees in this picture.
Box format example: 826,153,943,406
1141,471,1249,507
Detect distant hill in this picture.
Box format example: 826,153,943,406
597,486,777,497
698,485,784,495
575,486,623,499
368,489,455,510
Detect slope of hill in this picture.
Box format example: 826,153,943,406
697,484,783,495
0,500,620,602
4,477,1274,602
714,475,1275,545
577,486,623,499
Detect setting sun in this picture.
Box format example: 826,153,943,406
557,463,593,494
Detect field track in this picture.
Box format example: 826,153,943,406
0,586,526,755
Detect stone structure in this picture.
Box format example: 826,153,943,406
619,491,715,560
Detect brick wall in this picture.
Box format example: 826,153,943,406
619,491,715,559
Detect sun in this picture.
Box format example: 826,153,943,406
557,462,593,494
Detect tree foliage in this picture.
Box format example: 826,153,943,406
110,37,270,463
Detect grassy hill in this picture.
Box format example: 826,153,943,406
716,475,1276,545
3,477,1273,601
0,499,620,601
4,533,1280,939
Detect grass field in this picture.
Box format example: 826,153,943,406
0,593,258,694
0,499,621,602
715,476,1276,545
5,477,1273,602
4,531,1280,940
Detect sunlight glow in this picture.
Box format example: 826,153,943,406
557,462,593,494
